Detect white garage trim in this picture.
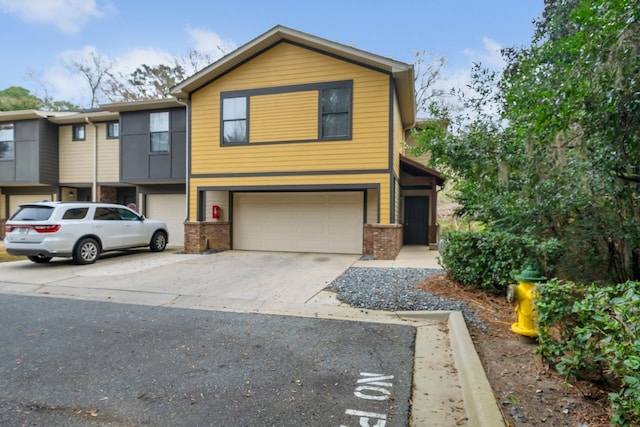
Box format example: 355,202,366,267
146,194,185,248
233,191,364,254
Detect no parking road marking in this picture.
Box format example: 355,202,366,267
342,372,395,427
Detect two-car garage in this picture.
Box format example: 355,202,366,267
232,192,364,254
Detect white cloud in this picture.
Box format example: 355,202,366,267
462,37,505,70
185,26,237,58
39,46,102,105
0,0,114,34
31,27,236,106
38,45,174,105
426,67,472,116
111,48,176,76
40,30,234,105
25,26,236,106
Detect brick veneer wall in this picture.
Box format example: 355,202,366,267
184,221,231,254
363,224,403,260
97,186,117,203
0,218,5,240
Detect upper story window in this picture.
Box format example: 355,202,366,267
320,86,351,139
0,123,14,159
150,112,169,152
222,96,247,145
72,124,86,141
106,122,120,139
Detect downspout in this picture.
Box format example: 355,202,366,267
86,117,98,202
175,98,189,224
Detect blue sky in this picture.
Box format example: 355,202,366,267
0,0,543,107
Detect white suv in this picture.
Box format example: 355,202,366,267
4,202,169,264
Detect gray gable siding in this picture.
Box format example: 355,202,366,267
14,120,39,182
38,119,59,185
120,107,186,183
0,118,58,185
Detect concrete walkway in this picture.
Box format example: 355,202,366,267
0,244,504,426
353,244,442,269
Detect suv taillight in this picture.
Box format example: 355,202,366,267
33,224,61,233
6,224,61,233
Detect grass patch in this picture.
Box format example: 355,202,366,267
0,246,25,262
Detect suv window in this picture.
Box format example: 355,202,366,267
10,206,54,221
117,208,140,221
94,207,121,221
62,207,89,220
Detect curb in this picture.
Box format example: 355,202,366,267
398,310,506,427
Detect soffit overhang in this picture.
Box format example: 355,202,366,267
400,155,446,187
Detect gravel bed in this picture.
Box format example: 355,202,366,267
327,267,485,328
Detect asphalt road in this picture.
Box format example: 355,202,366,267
0,294,415,427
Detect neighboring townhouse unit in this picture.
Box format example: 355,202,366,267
0,104,187,246
101,99,187,247
171,25,444,259
48,109,131,205
0,110,64,238
0,109,134,239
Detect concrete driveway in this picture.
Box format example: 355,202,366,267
0,249,358,313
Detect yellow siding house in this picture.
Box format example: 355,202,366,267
172,26,443,258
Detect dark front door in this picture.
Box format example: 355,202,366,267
404,196,429,245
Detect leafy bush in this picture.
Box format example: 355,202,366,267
536,280,640,426
439,230,561,294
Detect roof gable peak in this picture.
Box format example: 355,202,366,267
170,25,416,128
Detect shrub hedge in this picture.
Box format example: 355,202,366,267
439,230,561,294
440,230,639,424
536,280,640,426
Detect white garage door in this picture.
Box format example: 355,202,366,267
146,194,185,248
9,194,53,217
233,192,364,254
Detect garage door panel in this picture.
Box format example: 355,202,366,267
233,192,363,254
146,194,185,248
9,195,53,217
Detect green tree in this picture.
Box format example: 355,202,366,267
415,0,640,283
0,86,43,111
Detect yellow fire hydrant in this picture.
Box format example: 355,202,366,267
506,265,546,338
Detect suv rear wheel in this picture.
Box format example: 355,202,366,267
73,238,100,265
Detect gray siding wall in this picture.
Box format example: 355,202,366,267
38,119,59,185
14,120,39,182
0,119,53,184
120,107,186,183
